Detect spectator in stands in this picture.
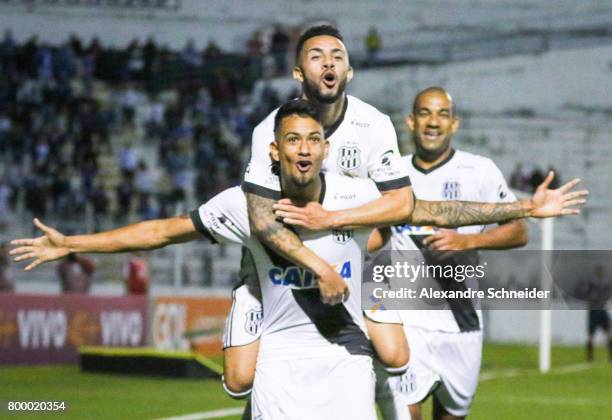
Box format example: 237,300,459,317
365,25,382,64
119,143,139,179
529,166,545,193
181,38,202,68
509,163,530,192
126,38,145,81
270,24,290,74
0,179,10,231
142,36,158,80
577,264,612,362
115,175,134,222
0,241,13,292
57,252,96,294
204,39,222,60
123,251,149,295
89,179,109,232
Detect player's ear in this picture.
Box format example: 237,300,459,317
451,116,460,134
346,66,354,83
292,66,304,83
406,114,416,132
269,140,280,162
323,139,330,159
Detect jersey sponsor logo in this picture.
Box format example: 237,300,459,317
350,120,370,128
380,149,394,167
333,192,356,200
244,308,263,336
442,180,461,200
338,146,362,170
267,261,352,288
332,229,353,244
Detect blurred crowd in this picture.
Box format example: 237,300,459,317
0,29,290,235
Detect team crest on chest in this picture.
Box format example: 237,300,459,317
442,181,461,200
337,146,362,170
332,230,354,244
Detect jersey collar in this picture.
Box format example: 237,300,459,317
318,172,327,204
412,148,456,175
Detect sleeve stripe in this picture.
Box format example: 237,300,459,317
375,176,412,192
241,182,281,200
189,209,218,244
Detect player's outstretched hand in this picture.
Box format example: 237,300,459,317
10,218,70,271
529,171,588,218
317,266,349,305
273,199,332,231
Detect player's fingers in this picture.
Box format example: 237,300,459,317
280,218,306,227
561,208,581,216
422,233,443,245
34,218,52,234
273,210,300,219
25,259,43,271
10,238,35,246
276,198,293,205
558,178,581,193
429,238,448,250
9,246,33,256
538,171,554,190
424,235,444,248
273,204,303,214
563,190,589,201
14,252,36,262
563,199,587,207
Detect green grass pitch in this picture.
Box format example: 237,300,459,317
1,344,610,419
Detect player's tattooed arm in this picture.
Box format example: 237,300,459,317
411,199,527,227
411,172,588,227
246,193,349,304
247,193,304,256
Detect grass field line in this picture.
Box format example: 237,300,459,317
479,362,596,382
155,407,244,420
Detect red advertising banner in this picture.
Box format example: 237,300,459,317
152,296,231,356
0,293,148,365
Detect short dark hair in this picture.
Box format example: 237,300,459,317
274,99,322,135
295,25,344,62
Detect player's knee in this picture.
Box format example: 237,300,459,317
377,337,410,369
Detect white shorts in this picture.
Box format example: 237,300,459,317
252,355,377,420
222,283,263,349
377,326,483,418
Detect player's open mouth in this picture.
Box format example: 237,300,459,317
322,72,337,88
296,160,313,173
424,130,441,141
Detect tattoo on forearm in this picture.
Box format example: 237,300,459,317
411,200,526,227
246,193,304,256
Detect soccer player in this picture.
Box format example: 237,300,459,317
226,24,415,397
376,87,528,420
